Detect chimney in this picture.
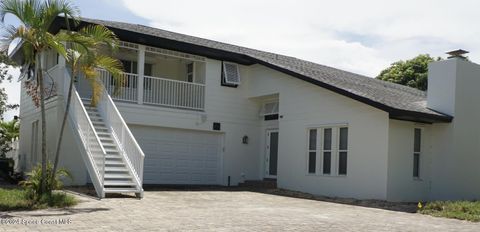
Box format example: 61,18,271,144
446,49,469,60
427,49,480,117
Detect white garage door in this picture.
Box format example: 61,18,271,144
131,126,222,185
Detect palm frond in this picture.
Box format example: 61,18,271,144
0,0,25,23
42,0,80,31
79,25,119,50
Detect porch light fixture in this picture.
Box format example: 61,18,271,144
242,135,249,144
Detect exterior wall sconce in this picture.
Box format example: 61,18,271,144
242,135,249,144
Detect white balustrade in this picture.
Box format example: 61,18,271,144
96,79,145,188
96,69,205,110
60,66,106,198
98,70,138,102
143,75,205,110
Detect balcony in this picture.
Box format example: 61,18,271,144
76,41,207,111
96,69,205,111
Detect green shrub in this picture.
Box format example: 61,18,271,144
0,188,77,211
419,201,480,222
19,162,72,200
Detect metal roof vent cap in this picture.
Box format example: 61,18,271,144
446,49,469,60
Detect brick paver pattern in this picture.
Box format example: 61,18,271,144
1,191,479,231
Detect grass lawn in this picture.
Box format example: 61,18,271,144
419,201,480,222
0,188,78,211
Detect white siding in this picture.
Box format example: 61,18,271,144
248,65,390,200
386,120,432,202
116,59,262,186
428,59,480,200
18,97,88,185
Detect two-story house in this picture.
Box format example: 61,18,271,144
13,17,480,202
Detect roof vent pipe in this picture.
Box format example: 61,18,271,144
446,49,469,60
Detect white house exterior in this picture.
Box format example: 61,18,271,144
13,17,480,202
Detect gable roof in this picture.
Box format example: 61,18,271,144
51,17,452,123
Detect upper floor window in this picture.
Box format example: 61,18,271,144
115,60,152,88
222,61,240,86
413,128,422,178
307,126,349,176
260,101,279,121
186,62,195,83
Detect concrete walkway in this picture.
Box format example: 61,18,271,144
1,190,479,231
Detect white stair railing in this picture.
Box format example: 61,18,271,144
95,78,145,192
59,66,106,198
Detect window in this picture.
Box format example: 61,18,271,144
30,121,39,165
413,128,421,178
260,101,279,121
222,61,241,86
322,128,332,174
338,127,348,175
112,60,138,88
113,60,152,89
308,129,317,174
143,63,153,90
186,62,195,83
307,126,349,176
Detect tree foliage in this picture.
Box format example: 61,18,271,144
0,0,80,195
376,54,442,91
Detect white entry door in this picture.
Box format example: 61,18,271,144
131,126,223,185
265,129,279,178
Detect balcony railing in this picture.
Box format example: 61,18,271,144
96,69,205,111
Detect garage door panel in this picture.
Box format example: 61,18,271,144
131,126,222,185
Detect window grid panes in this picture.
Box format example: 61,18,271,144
307,126,348,176
308,129,317,174
338,127,348,175
413,128,421,178
322,128,332,174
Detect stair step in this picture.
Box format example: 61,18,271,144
97,131,110,136
105,160,125,166
105,166,129,172
94,127,109,132
93,122,106,127
104,188,139,193
105,173,132,179
106,155,122,160
104,148,118,153
88,112,101,117
104,181,136,186
89,116,103,122
100,137,114,143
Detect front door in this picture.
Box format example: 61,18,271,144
265,129,279,178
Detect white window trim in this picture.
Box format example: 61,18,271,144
306,124,348,177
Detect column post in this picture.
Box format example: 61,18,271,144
137,45,145,104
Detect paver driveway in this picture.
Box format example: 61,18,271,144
1,190,479,231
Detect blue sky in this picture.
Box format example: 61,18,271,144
1,0,479,120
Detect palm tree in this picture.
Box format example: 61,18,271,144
0,0,80,195
0,119,19,141
51,24,124,184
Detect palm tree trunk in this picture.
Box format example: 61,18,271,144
51,70,75,184
38,53,48,195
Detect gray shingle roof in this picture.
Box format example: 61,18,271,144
75,17,451,122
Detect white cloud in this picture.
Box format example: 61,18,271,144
120,0,480,76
